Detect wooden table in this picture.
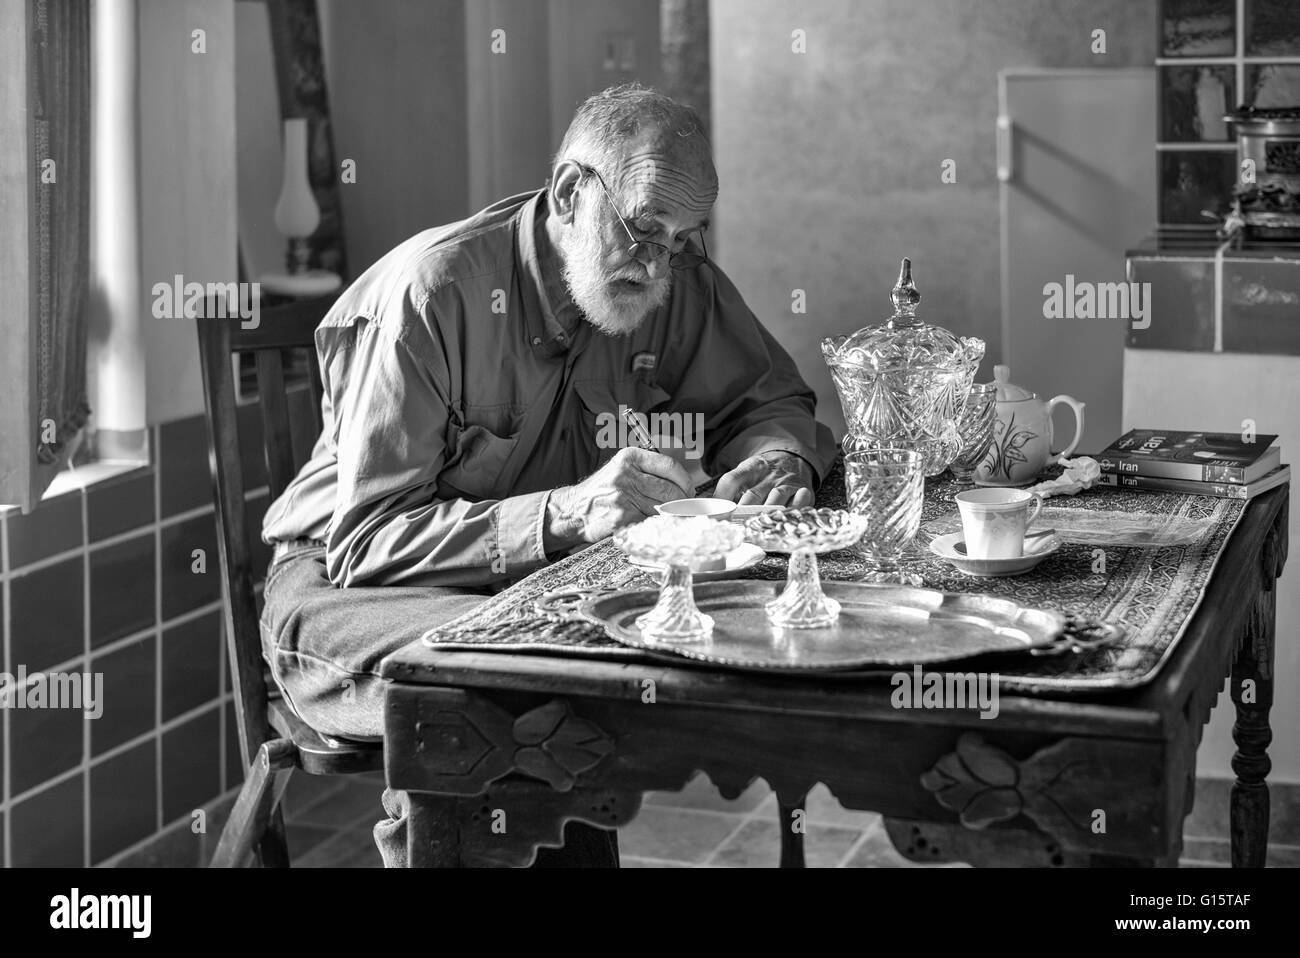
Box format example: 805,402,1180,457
381,486,1289,867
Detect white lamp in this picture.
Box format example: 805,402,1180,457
263,117,341,298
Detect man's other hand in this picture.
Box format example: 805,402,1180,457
545,447,694,549
715,451,815,507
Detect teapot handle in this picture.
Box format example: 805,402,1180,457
1046,396,1086,464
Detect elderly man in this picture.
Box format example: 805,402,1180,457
261,83,837,865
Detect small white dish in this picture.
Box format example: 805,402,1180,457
657,497,738,520
627,542,766,581
928,531,1061,577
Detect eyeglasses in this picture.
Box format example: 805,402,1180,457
573,163,709,270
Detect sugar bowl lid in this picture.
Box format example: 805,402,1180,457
822,258,984,372
991,364,1035,401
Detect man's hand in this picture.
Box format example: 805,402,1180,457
715,451,816,507
545,447,694,551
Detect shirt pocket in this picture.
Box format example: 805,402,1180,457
573,378,673,466
438,422,520,501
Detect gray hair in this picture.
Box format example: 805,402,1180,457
552,82,711,181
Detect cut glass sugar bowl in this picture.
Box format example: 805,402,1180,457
822,257,985,476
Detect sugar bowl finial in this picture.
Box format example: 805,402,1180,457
890,257,921,320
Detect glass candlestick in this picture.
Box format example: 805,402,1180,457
744,508,867,628
614,517,744,645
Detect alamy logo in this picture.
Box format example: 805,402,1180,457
595,404,705,460
50,889,151,938
0,666,103,719
151,274,261,329
1042,275,1151,330
890,665,1000,720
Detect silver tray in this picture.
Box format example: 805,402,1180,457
579,580,1067,671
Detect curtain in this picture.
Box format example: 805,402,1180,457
31,0,91,466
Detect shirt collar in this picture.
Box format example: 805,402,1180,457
515,190,579,358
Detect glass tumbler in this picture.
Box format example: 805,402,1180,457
948,383,997,483
843,447,925,586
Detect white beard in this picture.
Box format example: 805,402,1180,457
560,206,671,336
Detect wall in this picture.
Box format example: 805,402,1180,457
0,410,256,865
319,0,470,272
465,0,662,212
138,0,237,425
1125,350,1300,784
711,0,1156,437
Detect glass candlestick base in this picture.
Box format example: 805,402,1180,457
744,508,868,630
614,516,745,646
634,561,715,644
765,546,841,628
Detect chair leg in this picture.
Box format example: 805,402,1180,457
211,738,297,867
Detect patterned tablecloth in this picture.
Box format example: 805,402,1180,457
423,458,1248,694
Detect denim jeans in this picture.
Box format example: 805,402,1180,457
260,546,618,867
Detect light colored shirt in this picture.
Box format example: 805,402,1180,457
263,190,837,588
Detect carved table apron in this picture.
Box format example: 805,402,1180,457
381,487,1288,867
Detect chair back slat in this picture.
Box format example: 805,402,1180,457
255,350,296,500
196,294,336,772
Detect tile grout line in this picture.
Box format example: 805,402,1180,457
9,694,232,810
96,783,243,868
0,488,267,584
81,488,91,867
14,600,223,684
834,820,878,868
154,424,164,837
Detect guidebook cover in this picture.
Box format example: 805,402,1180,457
1097,430,1280,483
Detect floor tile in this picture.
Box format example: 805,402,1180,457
282,772,346,821
706,818,863,868
287,823,335,859
616,806,743,864
842,821,970,868
621,856,692,868
644,771,771,813
292,780,384,829
801,783,883,829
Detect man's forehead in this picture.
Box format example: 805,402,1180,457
610,146,717,224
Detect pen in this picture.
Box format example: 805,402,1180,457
621,407,658,451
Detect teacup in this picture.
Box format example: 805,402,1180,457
954,488,1044,559
654,499,737,571
656,498,737,520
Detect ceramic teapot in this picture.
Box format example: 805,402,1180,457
974,365,1085,486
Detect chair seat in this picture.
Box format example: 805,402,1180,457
267,698,384,776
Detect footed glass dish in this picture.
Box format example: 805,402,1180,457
743,507,868,628
613,516,744,644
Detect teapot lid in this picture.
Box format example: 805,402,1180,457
992,364,1035,401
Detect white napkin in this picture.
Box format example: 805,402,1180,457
1025,456,1101,499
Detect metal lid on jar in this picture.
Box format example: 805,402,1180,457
821,258,984,372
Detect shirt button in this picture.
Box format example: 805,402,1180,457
532,336,542,346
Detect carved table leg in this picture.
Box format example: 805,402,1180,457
407,792,463,867
1230,588,1275,868
779,796,807,868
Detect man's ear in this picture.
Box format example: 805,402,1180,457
549,160,583,224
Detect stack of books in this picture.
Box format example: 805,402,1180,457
1095,429,1289,499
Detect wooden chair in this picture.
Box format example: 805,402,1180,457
196,295,383,867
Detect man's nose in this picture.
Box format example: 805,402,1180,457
640,251,667,281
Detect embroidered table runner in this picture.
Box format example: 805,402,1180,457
423,458,1247,694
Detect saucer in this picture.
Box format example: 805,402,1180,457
627,542,766,581
928,532,1061,577
729,504,783,522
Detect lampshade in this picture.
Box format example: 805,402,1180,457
273,118,320,238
